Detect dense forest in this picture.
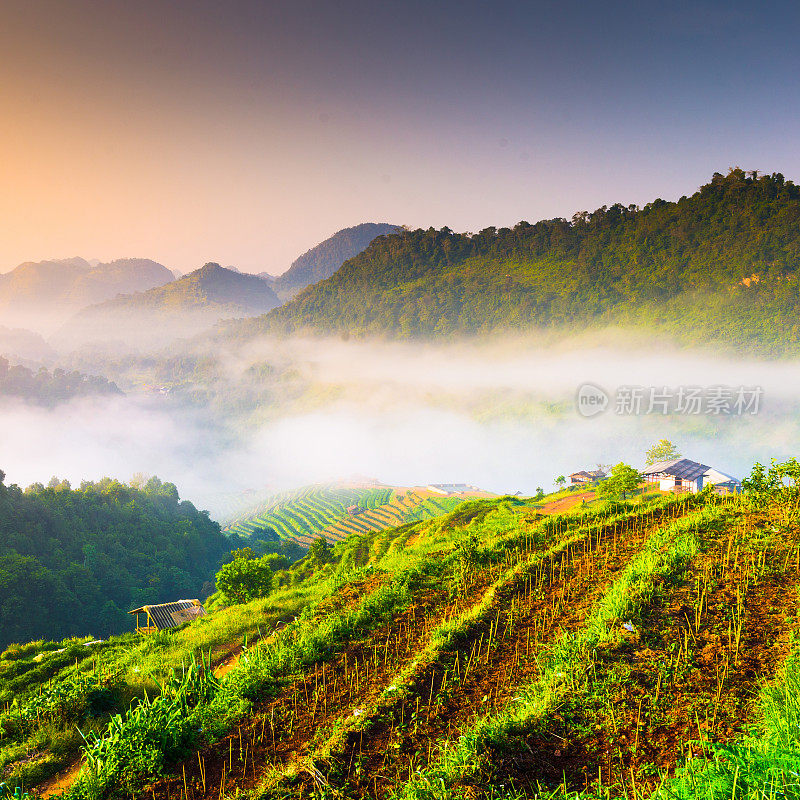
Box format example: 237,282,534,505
0,357,122,405
221,170,800,353
0,473,231,648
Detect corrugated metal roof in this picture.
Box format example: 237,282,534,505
129,600,206,630
642,458,709,481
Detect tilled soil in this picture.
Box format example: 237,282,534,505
490,513,800,797
324,502,698,798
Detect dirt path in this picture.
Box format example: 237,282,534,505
36,760,83,798
539,491,596,515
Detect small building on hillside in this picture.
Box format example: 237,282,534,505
129,599,206,634
569,470,607,486
640,458,736,494
642,459,709,493
347,505,363,516
702,467,742,494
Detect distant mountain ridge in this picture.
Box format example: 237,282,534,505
219,170,800,355
266,222,401,300
0,257,174,333
58,263,280,349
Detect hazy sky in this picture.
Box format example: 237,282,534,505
2,0,799,275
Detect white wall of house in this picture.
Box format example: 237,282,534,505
659,476,702,493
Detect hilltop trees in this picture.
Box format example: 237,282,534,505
0,474,229,648
646,439,681,465
597,463,641,500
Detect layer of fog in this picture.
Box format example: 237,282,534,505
2,336,800,521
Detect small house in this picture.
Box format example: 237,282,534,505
569,470,606,486
702,467,742,494
129,599,206,634
641,459,710,493
347,505,363,516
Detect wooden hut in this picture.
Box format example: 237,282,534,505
129,599,206,634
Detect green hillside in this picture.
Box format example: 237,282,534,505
3,469,799,800
0,473,231,649
221,169,800,354
222,484,462,545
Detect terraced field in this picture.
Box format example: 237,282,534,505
319,489,465,541
223,485,467,546
222,484,394,545
140,491,800,800
8,466,800,800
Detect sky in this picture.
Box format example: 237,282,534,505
1,0,800,275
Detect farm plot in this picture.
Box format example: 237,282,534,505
222,484,393,544
145,498,696,800
489,511,800,797
30,486,800,800
319,490,464,542
310,501,706,798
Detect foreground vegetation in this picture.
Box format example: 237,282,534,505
2,463,800,800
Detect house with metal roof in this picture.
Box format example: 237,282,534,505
642,458,739,494
129,599,206,634
702,467,742,494
642,459,709,493
569,469,607,486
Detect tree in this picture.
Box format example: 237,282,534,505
214,550,274,605
555,475,566,490
597,463,641,500
645,439,681,465
308,537,332,567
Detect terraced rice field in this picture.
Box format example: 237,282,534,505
222,485,466,546
222,484,394,545
319,489,464,542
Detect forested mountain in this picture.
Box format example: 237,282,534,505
0,257,173,333
0,473,230,648
58,263,281,350
224,170,800,353
0,326,54,362
0,358,122,405
266,222,400,300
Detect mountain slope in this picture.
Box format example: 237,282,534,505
222,170,800,354
0,257,173,333
4,476,798,800
59,263,280,349
0,326,54,362
266,222,400,300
